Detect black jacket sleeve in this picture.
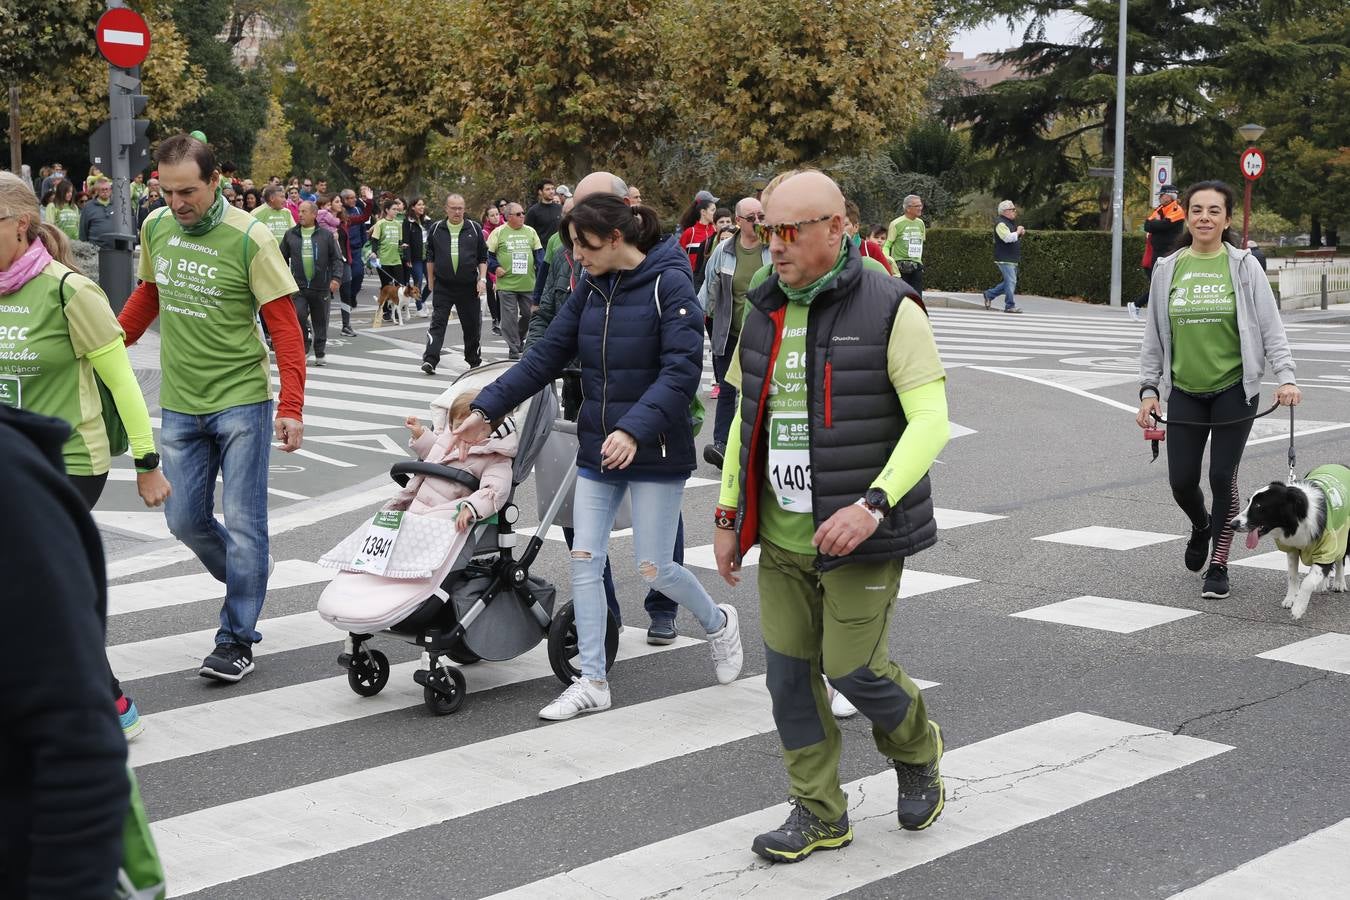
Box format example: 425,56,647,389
0,410,128,900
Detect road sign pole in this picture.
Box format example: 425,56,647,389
95,0,151,311
1109,0,1127,307
1242,179,1252,247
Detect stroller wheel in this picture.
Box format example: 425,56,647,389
547,601,621,685
423,666,466,715
347,648,390,697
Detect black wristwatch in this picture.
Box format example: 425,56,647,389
864,487,891,515
134,451,160,473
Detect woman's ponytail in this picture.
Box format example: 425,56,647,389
37,222,80,271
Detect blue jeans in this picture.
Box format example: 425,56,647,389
344,250,366,306
571,476,722,681
644,516,680,623
410,259,428,307
983,262,1018,309
711,350,737,447
160,400,273,648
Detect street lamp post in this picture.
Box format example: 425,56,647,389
1238,122,1265,246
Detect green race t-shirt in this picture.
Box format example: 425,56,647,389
138,205,299,414
300,226,316,281
886,216,926,263
759,303,816,554
0,261,124,474
448,220,464,272
252,205,294,244
729,240,762,336
46,203,81,241
487,224,542,292
372,218,403,267
1168,248,1242,394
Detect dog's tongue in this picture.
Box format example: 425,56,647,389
1246,529,1261,550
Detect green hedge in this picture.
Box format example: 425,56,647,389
924,228,1150,304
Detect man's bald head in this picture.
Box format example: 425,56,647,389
763,171,848,289
574,171,630,205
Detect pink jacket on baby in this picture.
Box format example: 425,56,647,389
392,421,518,520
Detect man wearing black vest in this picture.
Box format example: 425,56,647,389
422,193,489,374
713,171,951,863
982,199,1025,313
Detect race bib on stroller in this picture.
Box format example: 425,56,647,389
351,510,404,575
768,413,812,513
320,511,461,578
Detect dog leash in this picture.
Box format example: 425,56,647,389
1145,401,1294,474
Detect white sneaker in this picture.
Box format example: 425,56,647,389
707,603,744,684
539,677,611,721
825,675,858,718
1126,302,1140,322
419,306,431,318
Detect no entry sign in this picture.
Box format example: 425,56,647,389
1240,147,1266,182
96,8,151,69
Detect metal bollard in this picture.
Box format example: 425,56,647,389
1322,272,1329,310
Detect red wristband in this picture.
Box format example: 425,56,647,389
714,506,737,530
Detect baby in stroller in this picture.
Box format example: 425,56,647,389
400,388,517,533
317,387,517,633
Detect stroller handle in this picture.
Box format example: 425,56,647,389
389,461,482,491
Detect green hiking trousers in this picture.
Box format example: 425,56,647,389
759,538,938,823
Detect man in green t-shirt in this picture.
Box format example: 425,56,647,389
713,171,951,863
252,185,296,244
118,133,306,685
486,203,542,359
883,194,926,296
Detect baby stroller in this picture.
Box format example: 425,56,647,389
316,360,621,714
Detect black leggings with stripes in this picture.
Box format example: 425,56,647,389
1166,382,1257,566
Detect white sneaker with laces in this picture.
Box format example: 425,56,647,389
1127,302,1140,322
707,603,744,684
825,675,858,718
539,677,611,721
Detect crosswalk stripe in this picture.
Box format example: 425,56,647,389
681,545,979,597
315,354,441,374
108,610,335,682
932,319,1144,337
488,712,1231,899
130,627,701,768
1168,817,1350,898
106,483,390,580
272,362,462,389
930,308,1141,325
154,676,779,897
937,336,1135,350
108,559,333,617
271,375,444,404
1257,632,1350,676
282,390,428,420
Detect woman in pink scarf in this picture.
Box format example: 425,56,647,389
0,170,168,742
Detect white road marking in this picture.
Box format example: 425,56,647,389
108,559,333,617
1011,595,1202,633
1169,817,1350,898
1033,526,1181,550
155,677,781,896
109,610,335,681
1257,632,1350,676
487,712,1230,900
130,628,701,767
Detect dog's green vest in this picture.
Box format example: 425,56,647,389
1276,464,1350,565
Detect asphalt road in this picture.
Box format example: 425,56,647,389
102,291,1350,899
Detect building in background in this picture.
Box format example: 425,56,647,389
944,52,1024,89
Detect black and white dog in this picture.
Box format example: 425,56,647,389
1230,474,1350,620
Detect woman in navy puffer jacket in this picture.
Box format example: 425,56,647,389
453,194,743,721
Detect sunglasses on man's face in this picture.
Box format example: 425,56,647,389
738,212,766,223
753,214,832,245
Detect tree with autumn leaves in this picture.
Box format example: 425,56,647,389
298,0,946,202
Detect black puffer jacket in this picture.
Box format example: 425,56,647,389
475,236,703,477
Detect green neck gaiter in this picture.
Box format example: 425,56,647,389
780,240,849,306
181,189,227,236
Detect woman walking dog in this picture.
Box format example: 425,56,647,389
1136,180,1299,600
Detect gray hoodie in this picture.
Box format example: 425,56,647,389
1139,243,1295,403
